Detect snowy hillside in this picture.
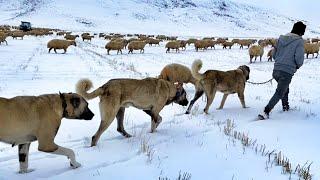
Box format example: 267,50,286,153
0,0,319,36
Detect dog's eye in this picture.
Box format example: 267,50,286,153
70,97,80,108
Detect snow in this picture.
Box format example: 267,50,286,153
0,34,319,180
0,0,320,179
0,0,319,37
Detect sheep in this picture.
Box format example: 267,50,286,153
216,38,227,44
222,41,234,49
111,38,128,49
156,35,166,40
105,40,125,55
64,34,79,40
0,35,8,45
57,31,66,36
47,39,77,54
128,41,146,54
267,48,275,62
186,38,197,45
167,36,178,41
145,38,161,46
249,45,264,63
12,31,25,40
311,38,320,43
194,40,209,51
165,41,180,53
304,43,319,59
232,39,240,45
99,33,105,38
239,39,254,49
178,40,187,50
82,35,94,41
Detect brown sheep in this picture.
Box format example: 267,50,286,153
47,39,77,54
128,41,146,54
156,35,166,41
82,35,94,41
186,38,197,45
165,41,180,53
105,40,125,55
216,38,227,44
12,31,25,40
232,39,240,45
239,39,254,49
311,38,319,43
112,38,128,49
249,45,264,63
146,38,161,46
267,48,275,62
57,31,66,36
304,43,319,59
178,40,187,50
194,40,209,51
0,35,8,45
222,41,234,49
64,34,79,41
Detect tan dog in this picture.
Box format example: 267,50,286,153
186,59,250,114
76,78,188,146
0,93,94,173
158,63,202,112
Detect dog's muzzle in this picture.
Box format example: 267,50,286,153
179,99,189,106
80,107,94,120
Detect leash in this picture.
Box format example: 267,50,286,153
247,78,274,85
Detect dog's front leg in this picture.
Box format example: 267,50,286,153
50,146,81,168
18,143,33,173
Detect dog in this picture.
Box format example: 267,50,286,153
0,93,94,173
186,59,250,114
76,77,189,146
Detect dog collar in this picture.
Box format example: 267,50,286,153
59,93,68,118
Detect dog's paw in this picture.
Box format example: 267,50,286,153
18,169,35,174
216,107,223,110
70,161,81,169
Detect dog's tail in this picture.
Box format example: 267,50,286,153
76,78,103,100
191,59,204,80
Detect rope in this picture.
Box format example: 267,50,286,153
247,78,274,85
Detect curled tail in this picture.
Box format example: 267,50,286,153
76,78,103,100
191,59,204,80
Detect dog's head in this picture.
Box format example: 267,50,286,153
172,83,189,106
238,65,250,81
60,92,94,120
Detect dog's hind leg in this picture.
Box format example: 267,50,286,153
217,94,228,110
116,107,131,137
91,98,119,146
185,89,204,114
203,84,216,114
18,143,32,173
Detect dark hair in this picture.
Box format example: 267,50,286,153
291,21,306,36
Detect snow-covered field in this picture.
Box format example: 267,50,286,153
0,34,319,180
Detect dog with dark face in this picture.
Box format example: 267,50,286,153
186,59,250,114
76,77,188,146
0,93,94,173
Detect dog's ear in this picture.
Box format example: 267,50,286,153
59,91,64,99
70,97,81,108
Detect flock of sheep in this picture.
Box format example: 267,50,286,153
1,25,320,62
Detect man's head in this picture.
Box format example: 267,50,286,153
291,21,306,36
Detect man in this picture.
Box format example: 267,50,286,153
258,21,306,120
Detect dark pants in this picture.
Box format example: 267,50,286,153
265,70,292,112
